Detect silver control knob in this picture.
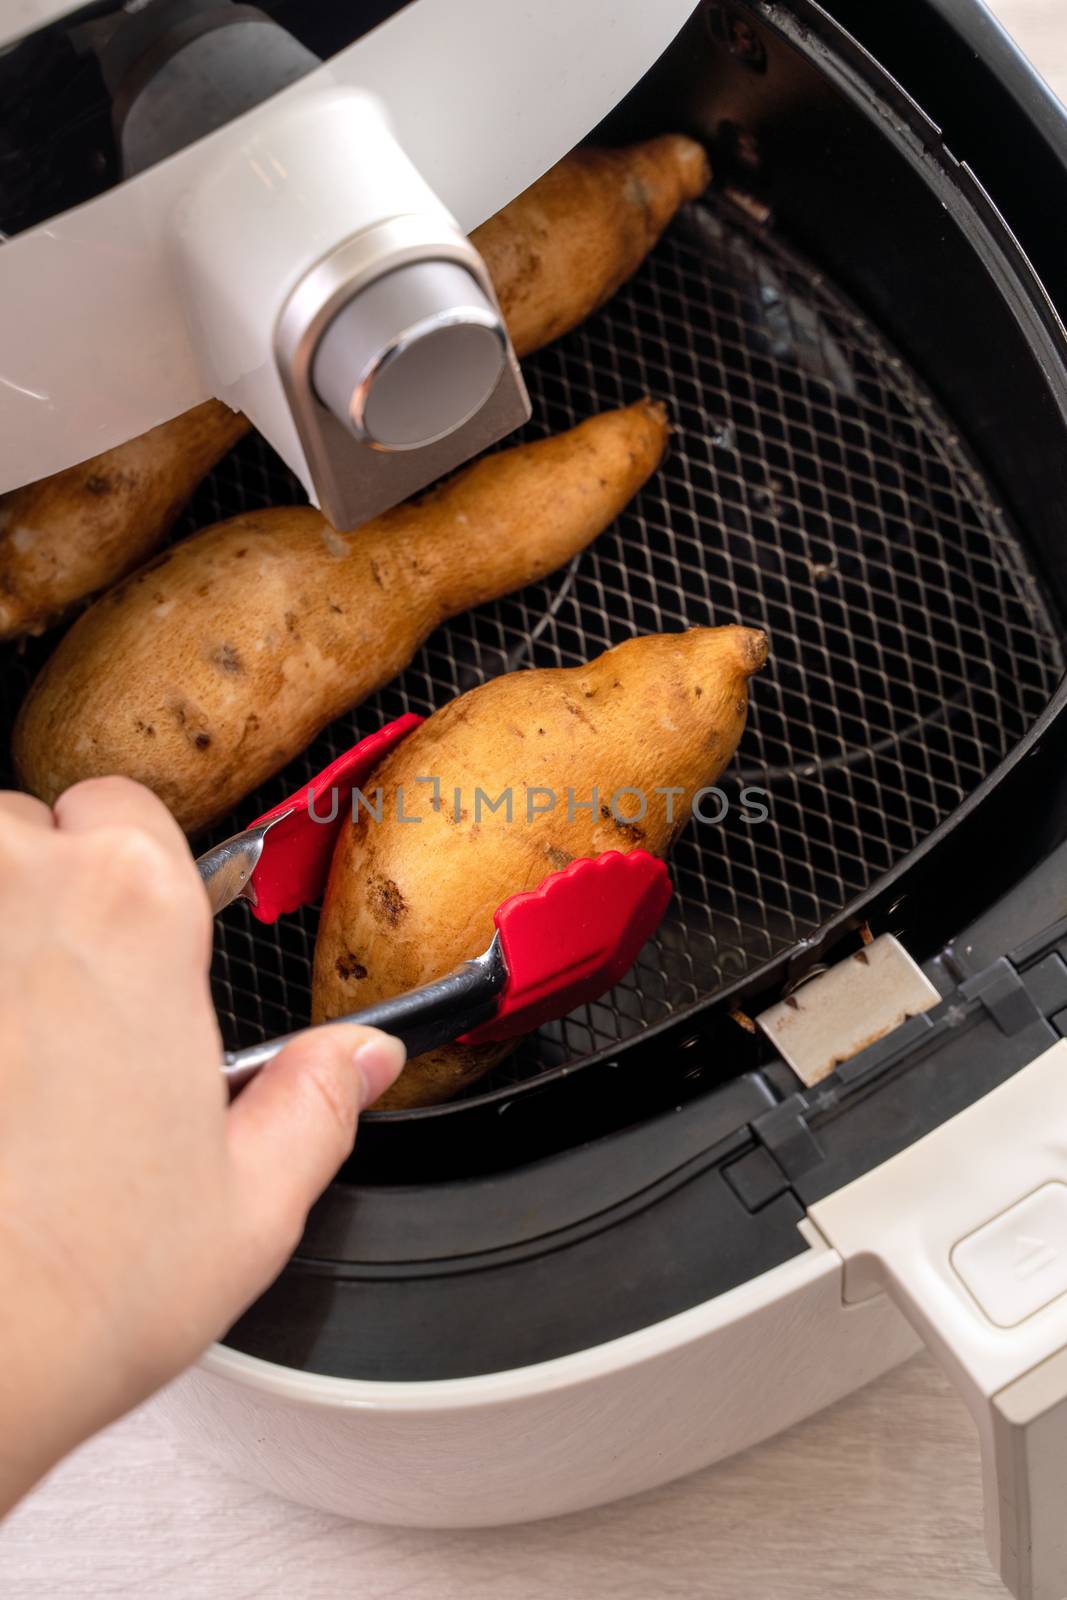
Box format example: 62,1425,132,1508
311,260,508,452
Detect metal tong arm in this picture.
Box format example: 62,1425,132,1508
196,813,289,916
222,935,507,1092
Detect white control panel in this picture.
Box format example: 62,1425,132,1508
952,1182,1067,1329
808,1040,1067,1600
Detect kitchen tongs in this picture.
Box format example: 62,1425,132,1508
222,849,672,1090
195,714,422,920
197,716,672,1094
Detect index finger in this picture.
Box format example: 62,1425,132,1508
0,791,55,832
54,775,193,864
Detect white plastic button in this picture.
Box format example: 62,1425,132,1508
951,1182,1067,1328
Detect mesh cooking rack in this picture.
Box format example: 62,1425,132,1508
1,195,1061,1099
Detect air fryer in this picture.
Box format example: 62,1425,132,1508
176,0,1067,1367
6,1,1067,1596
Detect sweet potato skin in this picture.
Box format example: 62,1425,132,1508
475,134,710,357
312,625,768,1109
14,401,669,833
0,402,249,639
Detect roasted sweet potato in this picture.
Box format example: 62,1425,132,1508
312,625,768,1109
0,401,249,640
14,401,669,832
0,136,707,638
479,134,710,358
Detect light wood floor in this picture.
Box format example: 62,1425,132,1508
995,0,1067,101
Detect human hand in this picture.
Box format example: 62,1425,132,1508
0,777,405,1511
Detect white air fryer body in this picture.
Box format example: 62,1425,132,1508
157,1238,920,1526
158,1041,1067,1600
0,0,697,522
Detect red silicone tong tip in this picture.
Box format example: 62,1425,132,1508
246,713,423,924
461,850,672,1045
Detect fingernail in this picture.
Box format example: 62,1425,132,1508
353,1032,407,1109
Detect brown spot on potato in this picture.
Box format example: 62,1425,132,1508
565,700,594,727
369,560,384,589
329,603,344,615
369,875,406,928
235,548,248,558
623,170,653,219
335,954,368,982
85,475,111,496
694,685,703,698
212,643,242,675
544,845,574,870
600,801,644,842
168,693,210,750
284,611,300,636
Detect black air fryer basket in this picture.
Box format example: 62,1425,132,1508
6,0,1067,1380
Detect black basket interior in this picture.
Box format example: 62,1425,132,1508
1,196,1061,1102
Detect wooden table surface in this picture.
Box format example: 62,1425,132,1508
2,3,1063,1596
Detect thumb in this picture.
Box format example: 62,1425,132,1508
224,1024,405,1290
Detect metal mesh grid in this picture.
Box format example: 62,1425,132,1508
1,197,1061,1097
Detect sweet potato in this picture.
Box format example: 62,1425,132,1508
478,134,711,358
0,136,707,638
0,401,249,640
14,401,669,832
312,625,768,1109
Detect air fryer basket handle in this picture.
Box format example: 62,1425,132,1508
807,1040,1067,1600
